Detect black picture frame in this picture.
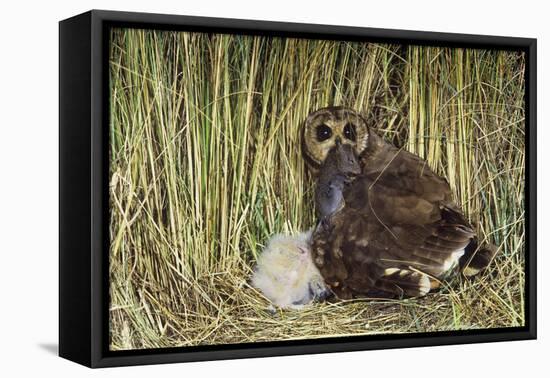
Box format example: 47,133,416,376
59,9,537,368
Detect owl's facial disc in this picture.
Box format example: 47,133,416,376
303,107,369,172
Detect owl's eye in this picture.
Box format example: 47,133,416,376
343,123,357,142
316,124,332,142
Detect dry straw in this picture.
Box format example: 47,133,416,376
108,28,525,350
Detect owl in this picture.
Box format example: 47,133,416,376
302,106,497,299
251,231,330,309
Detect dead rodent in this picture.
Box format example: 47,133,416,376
315,141,361,220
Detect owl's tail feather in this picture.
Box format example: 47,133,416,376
459,237,498,277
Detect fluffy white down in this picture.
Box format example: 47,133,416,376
251,231,328,309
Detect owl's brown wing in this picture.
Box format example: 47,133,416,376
311,133,476,299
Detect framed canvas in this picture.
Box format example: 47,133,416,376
59,10,537,368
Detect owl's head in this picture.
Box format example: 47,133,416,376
302,106,369,174
259,232,312,271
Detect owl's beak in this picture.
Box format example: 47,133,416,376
334,137,341,146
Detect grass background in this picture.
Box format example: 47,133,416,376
108,28,525,350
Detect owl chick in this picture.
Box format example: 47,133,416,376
315,140,361,220
251,231,330,310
